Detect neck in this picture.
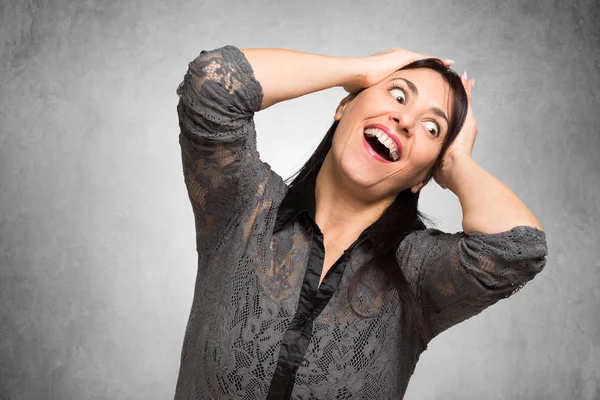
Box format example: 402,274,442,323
314,154,394,245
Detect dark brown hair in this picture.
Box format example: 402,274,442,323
284,59,468,349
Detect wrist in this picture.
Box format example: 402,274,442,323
339,57,368,93
444,152,475,194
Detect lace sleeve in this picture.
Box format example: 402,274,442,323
397,225,548,339
175,45,267,257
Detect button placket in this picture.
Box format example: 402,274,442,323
298,311,310,323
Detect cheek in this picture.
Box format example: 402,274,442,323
330,126,351,155
409,141,442,171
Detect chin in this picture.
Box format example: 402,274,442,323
329,138,405,195
336,155,394,192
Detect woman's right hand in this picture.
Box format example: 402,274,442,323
343,48,455,93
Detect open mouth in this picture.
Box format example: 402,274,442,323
363,127,400,162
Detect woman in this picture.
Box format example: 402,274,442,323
174,45,547,399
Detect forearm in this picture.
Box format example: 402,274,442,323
446,153,544,235
241,48,361,110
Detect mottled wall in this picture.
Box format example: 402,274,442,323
1,0,598,399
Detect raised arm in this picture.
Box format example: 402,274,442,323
241,47,455,109
176,46,266,257
399,73,548,340
241,48,360,110
433,73,544,234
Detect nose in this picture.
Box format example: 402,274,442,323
390,111,416,135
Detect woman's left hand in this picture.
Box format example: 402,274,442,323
433,72,477,189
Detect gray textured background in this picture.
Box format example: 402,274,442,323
1,0,599,399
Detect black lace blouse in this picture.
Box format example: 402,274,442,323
173,45,548,399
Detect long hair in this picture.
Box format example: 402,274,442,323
284,59,468,349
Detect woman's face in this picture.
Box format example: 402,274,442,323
331,67,453,199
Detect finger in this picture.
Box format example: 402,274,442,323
461,72,473,98
464,76,472,92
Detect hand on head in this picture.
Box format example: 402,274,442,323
433,71,477,190
343,48,455,94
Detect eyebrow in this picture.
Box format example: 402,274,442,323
390,77,419,96
390,77,449,127
430,107,449,127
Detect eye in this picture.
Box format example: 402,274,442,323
389,87,406,105
424,121,440,137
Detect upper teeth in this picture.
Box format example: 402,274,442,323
364,127,400,161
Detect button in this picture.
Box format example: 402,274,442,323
281,365,291,374
298,312,310,322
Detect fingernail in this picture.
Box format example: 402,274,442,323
464,71,468,80
447,59,455,65
472,79,475,87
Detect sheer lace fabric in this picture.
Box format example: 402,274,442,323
174,45,548,399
